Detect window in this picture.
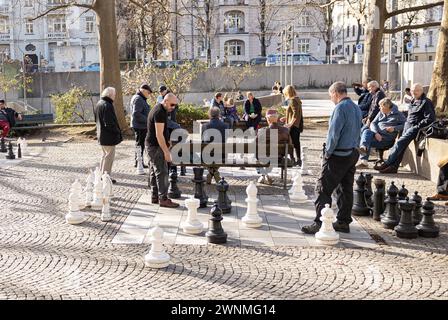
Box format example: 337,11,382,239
48,16,66,33
198,40,205,57
47,0,68,5
352,25,356,37
85,16,95,33
297,38,310,53
224,11,244,33
25,19,34,34
298,13,310,27
429,55,433,61
49,43,56,62
0,18,8,34
428,31,434,47
24,0,33,7
414,33,419,47
224,40,244,56
346,26,350,37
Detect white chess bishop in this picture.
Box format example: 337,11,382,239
315,204,340,245
144,225,171,268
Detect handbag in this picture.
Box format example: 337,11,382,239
421,119,448,139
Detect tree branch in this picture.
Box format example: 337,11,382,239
386,1,444,19
384,21,441,34
32,2,93,21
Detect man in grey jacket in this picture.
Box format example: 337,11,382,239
131,84,152,168
357,98,406,168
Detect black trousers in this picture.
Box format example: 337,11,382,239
314,150,359,225
437,164,448,194
134,128,147,161
290,126,301,162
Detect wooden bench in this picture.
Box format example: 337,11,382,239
171,142,295,189
12,114,54,131
196,119,268,137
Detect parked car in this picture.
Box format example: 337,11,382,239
80,63,100,72
265,53,324,66
250,57,268,66
229,60,249,67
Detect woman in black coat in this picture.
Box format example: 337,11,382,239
243,92,262,130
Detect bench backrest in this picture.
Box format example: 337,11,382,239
15,114,54,125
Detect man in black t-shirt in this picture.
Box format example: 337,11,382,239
146,93,180,208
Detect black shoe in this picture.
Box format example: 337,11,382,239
333,221,350,233
143,164,149,169
111,179,117,185
301,222,322,235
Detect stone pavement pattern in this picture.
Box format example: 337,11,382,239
0,130,447,299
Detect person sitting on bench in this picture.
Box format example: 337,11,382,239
243,92,262,131
428,156,448,205
256,109,290,185
356,98,405,169
0,100,22,138
202,107,229,185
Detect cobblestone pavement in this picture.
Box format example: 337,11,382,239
0,129,447,300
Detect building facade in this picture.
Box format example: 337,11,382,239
0,0,98,72
172,0,328,64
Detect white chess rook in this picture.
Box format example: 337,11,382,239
101,173,113,222
315,204,340,245
182,197,203,234
145,226,171,268
66,181,87,225
91,167,103,210
85,169,94,207
242,182,262,228
289,173,308,203
136,146,145,175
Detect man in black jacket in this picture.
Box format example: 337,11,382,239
94,87,123,183
375,83,436,174
244,92,262,130
131,84,152,168
365,81,386,126
354,80,372,118
0,100,22,138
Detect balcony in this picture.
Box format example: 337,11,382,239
0,5,10,15
220,0,246,6
223,27,245,34
47,32,67,39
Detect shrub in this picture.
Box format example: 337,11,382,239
51,87,92,124
176,104,208,131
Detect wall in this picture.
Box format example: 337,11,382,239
400,61,435,89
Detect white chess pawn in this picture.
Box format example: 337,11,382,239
242,182,262,228
300,146,312,176
144,225,171,268
182,197,203,234
289,173,308,203
91,167,103,210
85,169,94,207
136,146,145,175
66,181,87,225
101,173,113,222
315,204,340,245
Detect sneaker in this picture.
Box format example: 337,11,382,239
428,193,448,201
358,146,368,156
159,198,180,208
333,221,350,233
301,222,322,235
356,160,369,169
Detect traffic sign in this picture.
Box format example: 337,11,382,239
356,44,363,53
406,42,413,51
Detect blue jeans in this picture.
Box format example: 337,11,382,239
385,126,420,168
360,130,394,161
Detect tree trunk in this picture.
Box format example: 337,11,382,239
260,0,267,57
362,0,386,82
93,0,129,132
428,0,448,115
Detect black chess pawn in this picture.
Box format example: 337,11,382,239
193,167,208,208
394,198,418,239
216,177,231,214
5,142,15,160
365,174,374,208
0,137,7,153
373,178,386,221
381,182,400,229
411,191,423,226
206,203,227,244
168,170,181,199
416,198,440,238
180,165,187,176
17,143,22,159
352,173,371,216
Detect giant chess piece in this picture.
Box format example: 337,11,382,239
193,167,208,208
101,173,113,222
242,182,262,228
85,169,94,208
315,204,340,245
289,172,308,203
352,173,370,216
373,178,386,221
91,167,103,210
168,167,181,199
5,142,15,160
20,138,28,156
381,182,400,229
300,146,312,175
411,191,423,226
206,203,227,244
365,174,374,208
17,143,22,159
397,184,408,217
0,137,7,153
65,180,87,225
72,179,86,211
394,198,418,239
180,165,187,176
135,146,145,175
144,225,171,268
416,199,440,238
181,197,203,234
216,177,231,214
